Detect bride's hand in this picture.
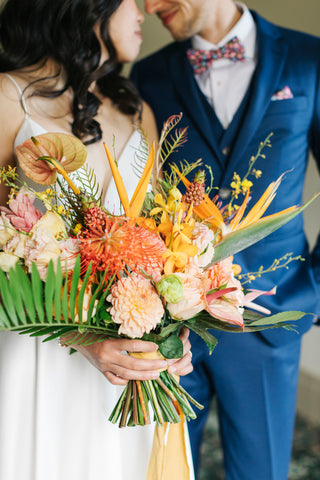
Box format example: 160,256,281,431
72,337,168,385
63,327,193,386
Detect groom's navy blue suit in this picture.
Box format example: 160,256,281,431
131,11,320,479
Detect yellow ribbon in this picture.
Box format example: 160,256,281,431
146,415,191,480
129,350,167,372
130,351,191,479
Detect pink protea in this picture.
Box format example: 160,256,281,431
107,273,164,338
0,188,42,233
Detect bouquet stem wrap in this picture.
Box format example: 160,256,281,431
130,352,192,480
147,414,191,480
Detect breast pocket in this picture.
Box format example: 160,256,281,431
265,96,308,116
262,96,309,135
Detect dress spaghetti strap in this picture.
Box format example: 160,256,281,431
5,73,29,115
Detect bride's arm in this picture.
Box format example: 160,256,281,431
0,74,25,205
140,100,158,145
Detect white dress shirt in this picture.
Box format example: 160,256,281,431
191,3,257,129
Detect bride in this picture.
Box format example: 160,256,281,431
0,0,194,478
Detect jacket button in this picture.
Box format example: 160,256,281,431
222,146,230,156
219,187,231,199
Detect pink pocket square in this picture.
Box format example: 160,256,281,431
271,86,294,101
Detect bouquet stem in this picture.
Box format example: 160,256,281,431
109,370,203,428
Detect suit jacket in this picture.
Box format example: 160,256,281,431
131,11,320,346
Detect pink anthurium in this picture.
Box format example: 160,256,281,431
243,287,277,315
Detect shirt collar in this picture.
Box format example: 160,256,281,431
191,2,256,60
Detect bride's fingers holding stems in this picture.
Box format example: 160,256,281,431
72,330,193,385
75,337,167,384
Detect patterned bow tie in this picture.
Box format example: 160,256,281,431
187,36,245,75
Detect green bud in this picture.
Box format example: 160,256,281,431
156,274,185,304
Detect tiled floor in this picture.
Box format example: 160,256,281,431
199,399,320,480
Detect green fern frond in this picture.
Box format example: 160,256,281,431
71,164,101,200
160,128,188,165
154,113,186,180
131,127,150,178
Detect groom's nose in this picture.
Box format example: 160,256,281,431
144,0,164,15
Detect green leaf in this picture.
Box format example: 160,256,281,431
0,268,19,326
54,258,63,322
159,335,183,359
76,262,92,324
246,310,307,326
44,261,55,323
62,276,70,322
160,322,182,337
0,302,11,328
15,264,36,322
188,322,218,354
209,193,320,265
31,263,44,322
69,255,81,322
8,267,27,325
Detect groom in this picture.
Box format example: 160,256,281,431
131,1,320,479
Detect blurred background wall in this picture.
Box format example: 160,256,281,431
134,0,320,424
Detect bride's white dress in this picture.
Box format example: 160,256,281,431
0,77,156,480
0,75,194,480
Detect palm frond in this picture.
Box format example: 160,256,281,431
0,257,115,346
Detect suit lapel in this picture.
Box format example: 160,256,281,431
221,13,288,182
167,41,225,168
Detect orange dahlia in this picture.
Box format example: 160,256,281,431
79,215,167,278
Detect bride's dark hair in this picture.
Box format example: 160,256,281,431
0,0,142,144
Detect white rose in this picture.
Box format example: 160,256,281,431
0,212,15,247
25,229,62,280
3,233,28,258
31,210,67,239
0,252,19,272
192,223,215,268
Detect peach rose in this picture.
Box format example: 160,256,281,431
167,267,205,320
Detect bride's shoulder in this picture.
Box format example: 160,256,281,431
0,73,26,115
140,101,158,144
0,73,26,158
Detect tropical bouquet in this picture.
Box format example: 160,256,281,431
0,114,315,428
